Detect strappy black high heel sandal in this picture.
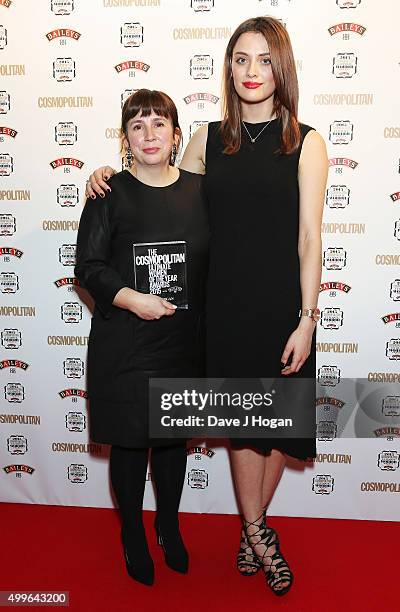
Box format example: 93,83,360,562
243,513,293,596
155,518,189,574
237,506,270,577
237,525,262,576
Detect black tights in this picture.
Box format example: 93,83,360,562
109,444,187,547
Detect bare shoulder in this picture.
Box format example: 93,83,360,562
300,130,327,156
299,129,328,170
179,124,208,174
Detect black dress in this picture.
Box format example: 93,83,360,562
75,169,209,448
204,119,316,460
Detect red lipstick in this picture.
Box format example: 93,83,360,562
243,82,262,89
142,147,160,154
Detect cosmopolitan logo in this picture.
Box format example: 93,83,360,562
0,190,30,200
384,127,400,138
3,465,34,475
105,128,121,139
0,359,29,370
317,342,358,353
0,414,40,425
47,335,88,346
320,282,351,293
0,0,12,7
316,397,345,409
0,247,22,258
381,313,400,325
360,481,400,493
187,446,215,458
52,442,103,454
0,306,35,316
173,27,231,40
390,192,400,202
50,158,83,169
314,93,373,105
0,127,17,138
54,277,80,288
46,29,81,41
312,453,351,464
375,254,400,265
0,65,25,76
322,222,365,234
329,158,358,169
58,388,88,399
135,252,185,265
114,60,150,73
39,97,93,108
183,93,219,105
42,220,78,231
367,372,400,383
328,23,366,36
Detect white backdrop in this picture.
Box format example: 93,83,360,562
0,0,399,521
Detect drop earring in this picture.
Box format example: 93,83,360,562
125,146,133,168
170,143,177,166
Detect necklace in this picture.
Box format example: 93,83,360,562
242,119,273,143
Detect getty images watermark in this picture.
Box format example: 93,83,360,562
149,378,316,439
159,388,292,430
149,378,400,440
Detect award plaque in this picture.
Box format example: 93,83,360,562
133,241,188,309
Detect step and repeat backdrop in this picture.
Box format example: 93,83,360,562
0,0,399,521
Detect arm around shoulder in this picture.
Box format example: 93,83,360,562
179,124,208,175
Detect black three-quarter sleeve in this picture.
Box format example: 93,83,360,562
75,193,127,319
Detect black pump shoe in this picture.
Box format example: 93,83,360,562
121,528,154,586
155,520,189,574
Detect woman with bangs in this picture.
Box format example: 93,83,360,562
75,89,208,586
86,16,328,596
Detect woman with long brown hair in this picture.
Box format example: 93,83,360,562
86,16,328,595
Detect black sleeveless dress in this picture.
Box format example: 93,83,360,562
204,119,316,460
75,169,209,448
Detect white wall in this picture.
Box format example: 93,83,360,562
1,0,399,520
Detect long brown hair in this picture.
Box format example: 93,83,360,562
221,16,301,155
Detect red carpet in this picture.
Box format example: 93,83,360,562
0,502,397,611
